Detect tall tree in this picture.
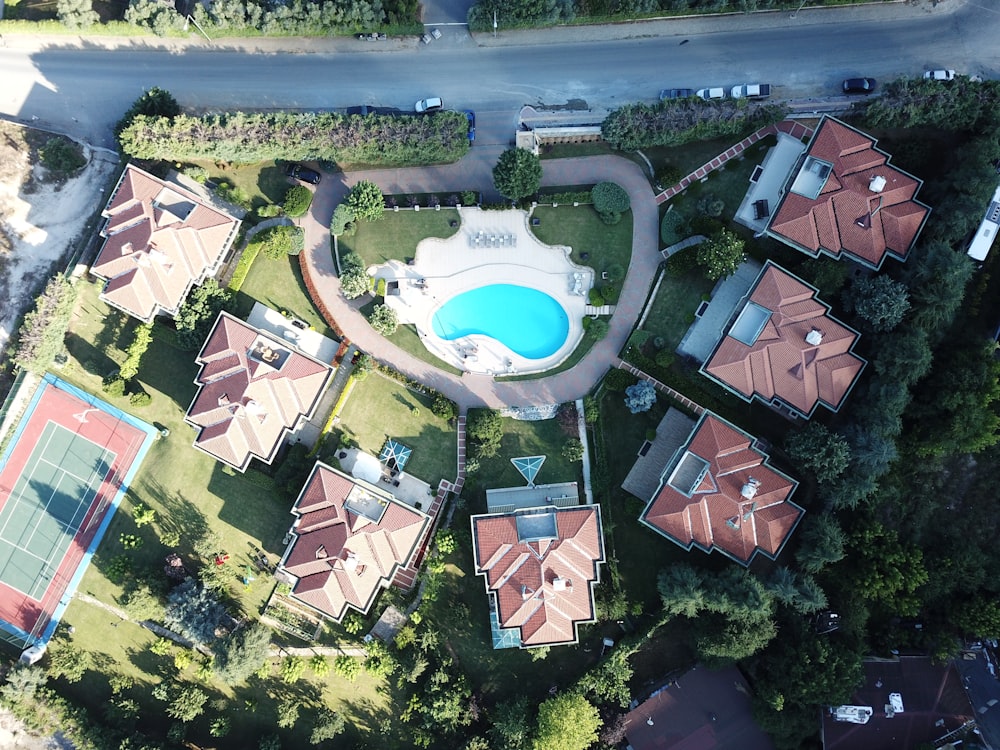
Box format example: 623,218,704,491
532,692,601,750
347,180,385,222
492,148,542,201
794,514,846,573
841,274,910,332
695,228,745,281
784,422,851,483
213,621,273,684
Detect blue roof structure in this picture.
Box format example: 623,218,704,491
379,439,412,472
511,455,545,485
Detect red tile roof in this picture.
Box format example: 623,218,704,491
702,262,865,417
768,117,929,269
185,312,333,471
641,413,802,566
91,164,240,321
471,505,605,648
278,463,429,622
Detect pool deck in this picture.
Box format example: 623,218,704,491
374,207,592,376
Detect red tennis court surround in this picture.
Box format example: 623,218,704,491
0,379,151,645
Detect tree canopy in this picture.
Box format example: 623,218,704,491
347,180,386,222
696,228,745,281
492,148,542,201
532,693,601,750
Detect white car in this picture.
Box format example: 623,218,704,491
696,88,726,101
923,69,955,81
414,97,444,113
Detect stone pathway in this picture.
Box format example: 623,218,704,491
661,235,706,259
654,120,815,205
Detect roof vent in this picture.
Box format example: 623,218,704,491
343,552,359,572
315,544,327,559
805,328,823,346
217,393,230,407
741,477,761,500
521,585,533,602
552,577,571,592
869,175,886,193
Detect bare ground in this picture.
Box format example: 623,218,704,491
0,121,119,360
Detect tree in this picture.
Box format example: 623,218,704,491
576,649,633,707
256,225,304,260
784,422,851,483
12,274,77,374
903,240,974,336
0,664,47,704
119,323,154,381
492,148,542,201
175,279,230,351
310,709,346,744
163,579,227,646
846,521,929,616
213,621,273,684
39,137,87,173
533,692,601,750
276,697,300,728
842,274,910,332
163,684,208,722
347,180,385,222
951,596,1000,639
794,514,846,573
592,181,630,224
330,203,356,236
623,379,656,414
488,696,532,750
115,87,181,139
368,304,399,335
283,185,313,218
121,580,163,621
57,0,99,28
657,563,705,618
467,409,503,459
871,327,932,386
696,228,745,281
340,266,371,299
46,643,93,683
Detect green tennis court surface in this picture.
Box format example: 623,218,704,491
0,421,115,599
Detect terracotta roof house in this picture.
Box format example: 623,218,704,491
624,665,776,750
91,164,241,322
702,261,866,418
640,412,802,566
767,116,929,269
277,463,429,622
185,312,334,471
822,657,977,750
471,505,605,648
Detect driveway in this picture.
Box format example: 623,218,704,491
300,153,658,410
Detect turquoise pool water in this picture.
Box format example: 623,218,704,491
432,284,569,359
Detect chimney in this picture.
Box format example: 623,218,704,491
805,328,823,346
552,577,571,592
869,175,886,193
741,477,761,500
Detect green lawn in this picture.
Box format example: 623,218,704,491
639,266,715,352
56,279,388,746
387,323,463,376
232,252,337,340
645,131,776,188
530,205,633,303
336,373,457,487
338,209,461,267
189,159,292,211
464,412,581,507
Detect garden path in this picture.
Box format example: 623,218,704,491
300,155,660,410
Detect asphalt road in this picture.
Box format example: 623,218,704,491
0,1,998,149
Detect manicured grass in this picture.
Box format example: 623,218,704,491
540,142,616,160
189,159,292,210
530,205,633,303
387,323,463,376
338,209,461,267
336,373,457,487
500,332,599,382
465,412,581,504
232,252,337,340
57,280,389,746
638,266,715,352
645,131,775,188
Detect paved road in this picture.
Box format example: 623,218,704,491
301,154,658,409
0,1,994,149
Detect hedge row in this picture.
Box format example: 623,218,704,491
119,111,470,166
227,241,263,293
602,99,787,151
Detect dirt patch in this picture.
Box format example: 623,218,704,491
0,706,72,749
0,122,119,361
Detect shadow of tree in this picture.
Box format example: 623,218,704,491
64,331,115,380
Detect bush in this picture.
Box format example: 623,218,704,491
376,278,387,297
39,137,87,174
183,165,210,183
592,182,630,216
661,210,689,245
57,0,99,29
431,393,458,421
102,377,126,398
283,185,313,218
604,368,635,392
12,274,77,374
697,193,725,218
228,242,262,293
331,203,355,236
129,391,152,408
368,304,399,336
562,439,584,462
254,225,305,260
655,164,684,190
666,247,698,276
256,203,282,218
588,288,605,306
462,190,478,206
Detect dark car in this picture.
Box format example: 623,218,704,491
842,77,876,94
659,88,695,100
463,110,476,143
285,163,322,185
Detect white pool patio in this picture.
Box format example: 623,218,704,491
373,207,593,376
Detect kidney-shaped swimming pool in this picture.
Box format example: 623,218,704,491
431,284,570,360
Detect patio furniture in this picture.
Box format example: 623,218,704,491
753,199,770,220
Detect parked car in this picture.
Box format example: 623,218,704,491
415,97,444,113
285,163,322,185
923,69,956,81
842,77,876,94
463,110,476,143
659,88,695,101
730,83,771,99
696,87,726,100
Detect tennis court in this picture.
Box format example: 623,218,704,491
0,374,156,648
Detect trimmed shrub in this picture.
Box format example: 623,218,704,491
227,242,262,292
331,203,355,236
102,377,126,398
592,182,630,215
129,392,152,408
283,186,313,218
376,278,387,298
368,304,399,336
660,209,688,245
182,165,209,183
256,203,282,219
39,137,86,174
588,288,605,306
604,368,635,392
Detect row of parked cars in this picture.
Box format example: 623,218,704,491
661,70,956,102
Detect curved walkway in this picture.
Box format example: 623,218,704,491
300,154,660,410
